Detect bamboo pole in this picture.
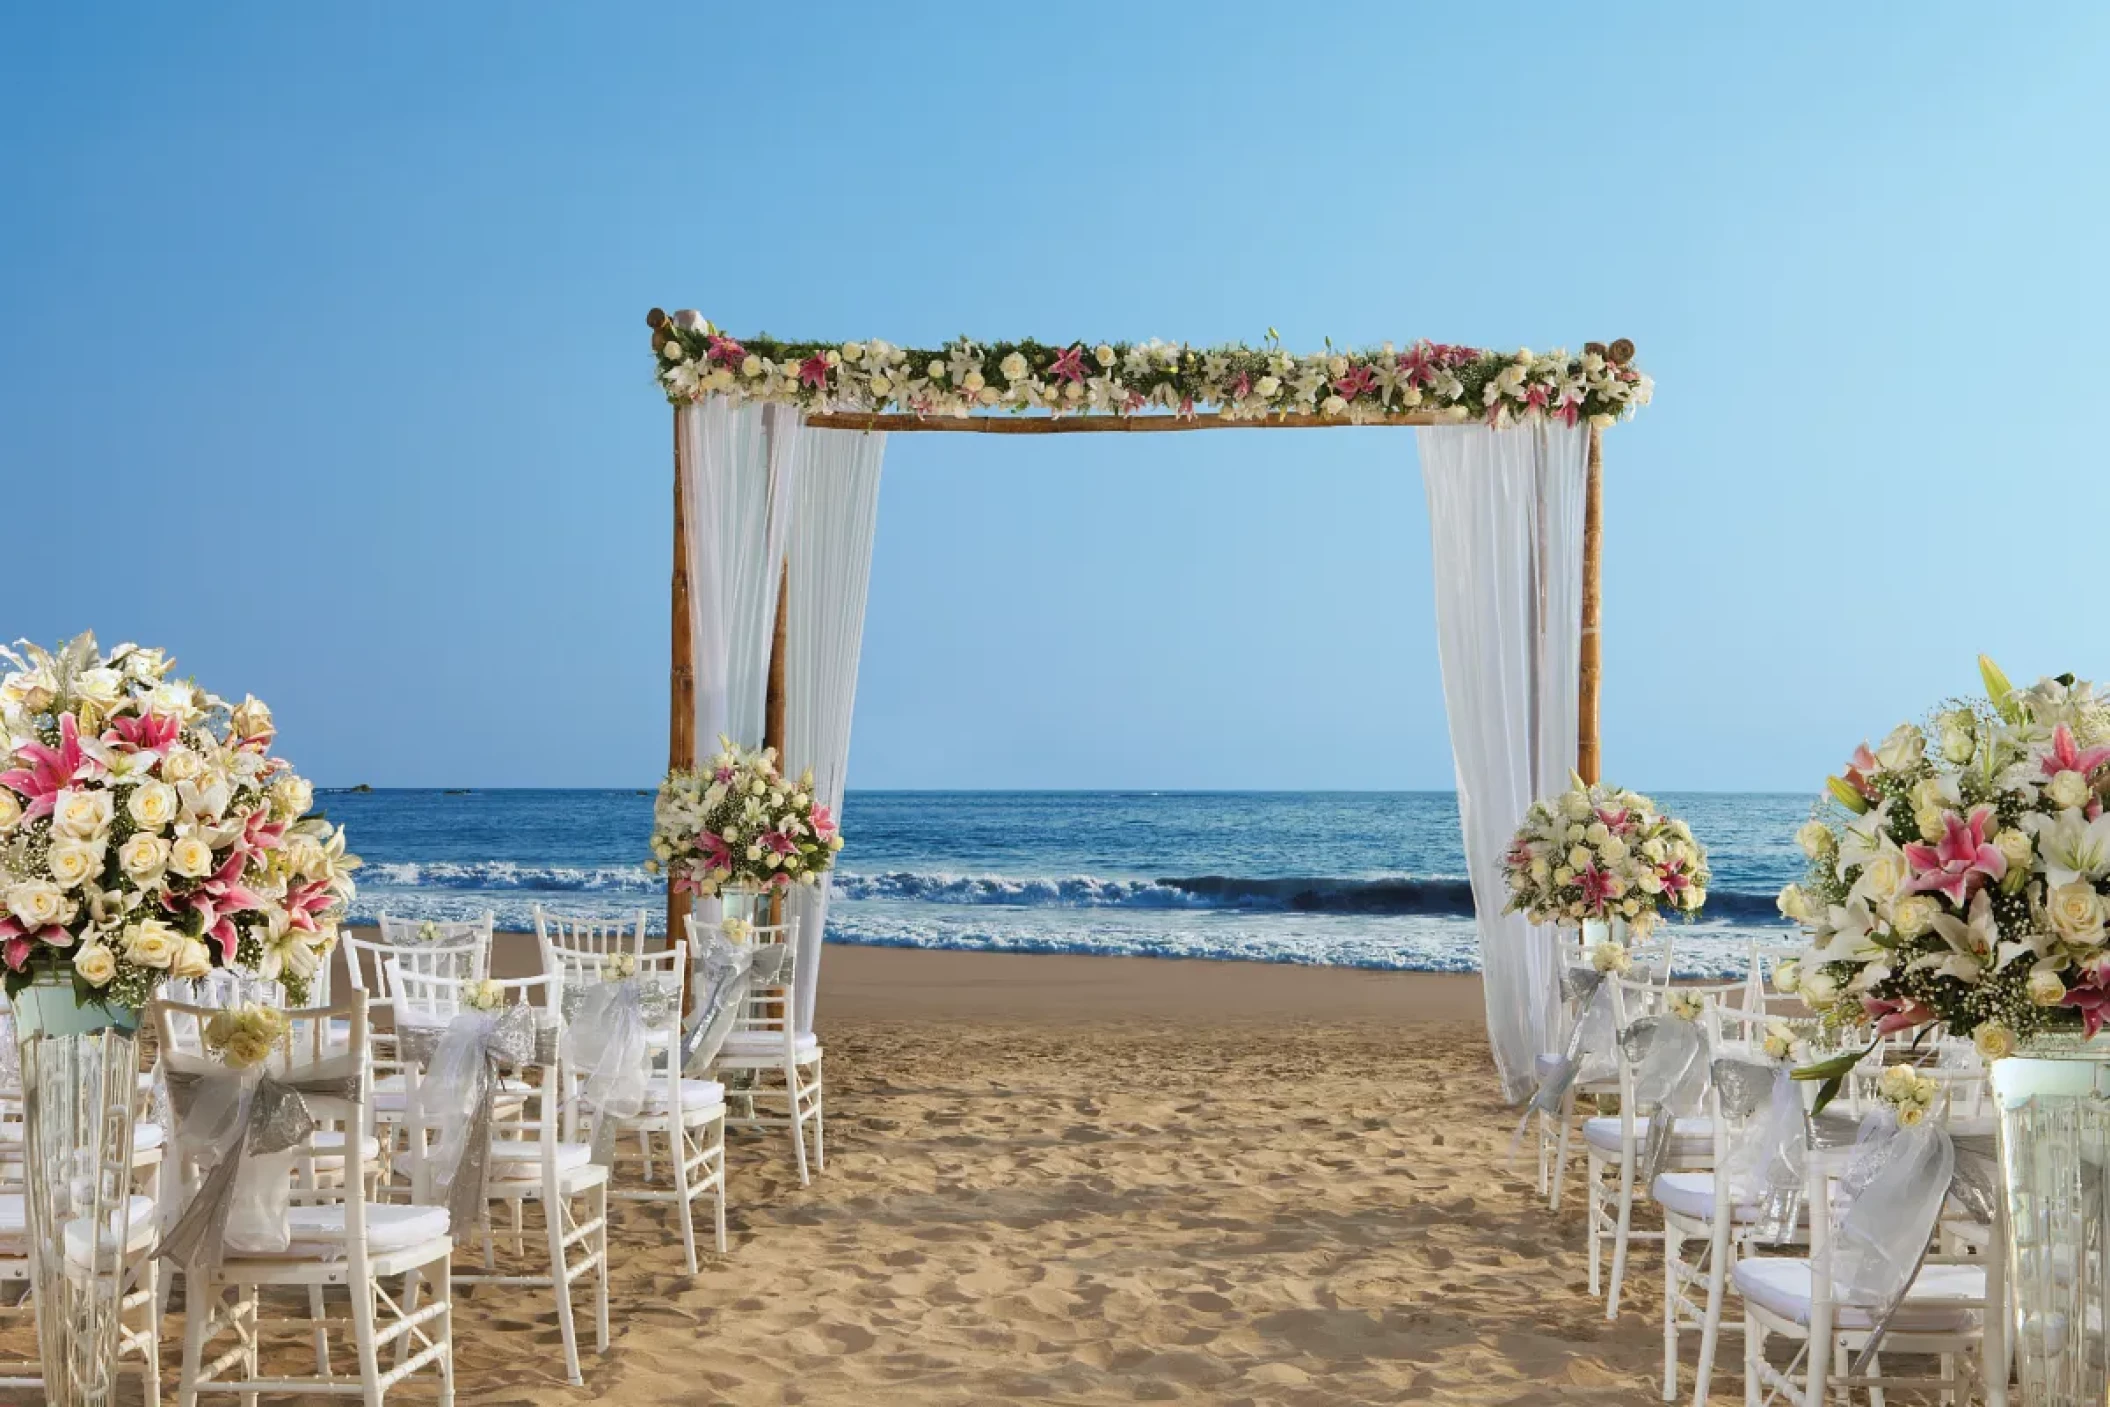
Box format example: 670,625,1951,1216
667,404,694,953
763,558,789,931
801,410,1445,433
1577,424,1604,785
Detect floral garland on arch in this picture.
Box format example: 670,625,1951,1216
647,737,843,899
1775,658,2110,1061
1502,776,1711,935
647,312,1652,428
0,634,360,1010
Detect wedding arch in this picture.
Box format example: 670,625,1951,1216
644,308,1653,1101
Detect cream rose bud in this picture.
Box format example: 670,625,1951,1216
999,352,1028,382
72,943,118,986
1528,858,1550,883
841,342,864,363
0,791,19,832
121,917,181,969
1892,894,1939,938
1567,846,1593,871
45,841,100,889
1995,828,2033,869
1801,970,1840,1008
2049,769,2093,810
51,789,114,841
128,780,179,830
120,834,170,881
740,354,762,377
927,360,945,379
1598,836,1628,864
160,747,202,783
1638,871,1664,894
1795,820,1834,859
2050,882,2106,941
74,667,125,707
1772,960,1801,993
1974,1023,2018,1061
1321,395,1348,416
1873,723,1926,772
1940,723,1976,765
1552,865,1575,884
1777,884,1812,922
1094,344,1115,368
963,370,985,392
270,776,313,818
168,835,216,879
173,937,215,980
1253,375,1281,398
2029,968,2068,1006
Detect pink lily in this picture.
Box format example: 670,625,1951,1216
2042,724,2110,780
1656,860,1693,903
1861,994,1937,1037
706,335,746,367
0,713,93,821
1229,372,1251,399
1576,865,1617,916
1334,366,1377,401
1396,345,1437,387
810,803,837,841
162,849,262,961
699,834,733,872
102,711,179,754
798,354,831,390
1594,805,1636,836
281,878,338,934
761,831,798,857
1046,346,1089,385
2064,964,2110,1038
1524,382,1552,413
1903,804,2008,904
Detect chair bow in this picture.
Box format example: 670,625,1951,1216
1712,1056,1806,1242
681,937,755,1076
1508,966,1615,1161
414,1003,537,1235
159,1058,362,1270
1619,1014,1708,1189
563,976,678,1165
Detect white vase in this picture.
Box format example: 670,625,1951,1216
1992,1034,2110,1406
1580,917,1631,947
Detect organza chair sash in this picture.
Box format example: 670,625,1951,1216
562,975,680,1164
410,1004,537,1233
1619,1014,1708,1188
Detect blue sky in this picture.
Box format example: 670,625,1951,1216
5,6,2107,792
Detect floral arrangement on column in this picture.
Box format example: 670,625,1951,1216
648,312,1653,429
647,736,843,899
1776,658,2110,1056
0,634,359,1008
1502,776,1711,934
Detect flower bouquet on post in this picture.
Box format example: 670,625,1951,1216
1502,773,1711,961
647,735,844,913
0,633,359,1030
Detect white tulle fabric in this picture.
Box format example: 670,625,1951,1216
1417,422,1588,1102
678,401,801,749
783,428,886,1034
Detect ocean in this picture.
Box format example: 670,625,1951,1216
329,789,1808,978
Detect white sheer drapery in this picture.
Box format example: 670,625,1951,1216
1417,422,1588,1103
783,429,886,1034
677,400,801,750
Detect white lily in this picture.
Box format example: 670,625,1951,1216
2025,808,2110,887
1837,800,1897,874
1914,888,1999,985
1819,897,1884,962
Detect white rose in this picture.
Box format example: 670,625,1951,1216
168,835,216,879
1567,846,1593,871
172,937,214,979
1801,969,1840,1009
45,841,100,889
2050,882,2106,943
1939,718,1977,765
1772,960,1801,994
963,370,985,392
1974,1023,2018,1061
1063,382,1083,401
72,943,118,986
121,917,182,969
1874,724,1926,772
51,788,114,841
1584,822,1611,846
2029,969,2068,1006
1253,375,1280,398
6,880,70,930
1995,829,2032,870
0,791,20,832
119,833,170,880
159,747,202,783
1561,792,1593,821
1553,866,1575,884
127,780,179,830
1094,344,1115,368
73,668,125,707
1320,395,1348,416
1598,835,1628,863
1000,352,1028,382
1795,821,1834,859
741,354,762,377
1858,850,1908,903
1892,894,1939,938
2050,770,2092,810
1777,884,1813,922
1528,858,1550,883
269,776,313,818
144,682,199,720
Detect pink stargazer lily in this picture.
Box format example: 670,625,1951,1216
798,354,831,390
0,713,95,821
1862,994,1937,1036
1229,372,1251,400
1655,860,1693,904
706,335,746,367
1334,366,1377,401
2042,724,2110,781
810,804,837,841
1046,346,1089,384
2064,963,2110,1038
761,831,798,857
281,878,338,934
103,711,180,754
161,849,262,961
1575,865,1617,916
1903,804,2008,905
1594,805,1636,836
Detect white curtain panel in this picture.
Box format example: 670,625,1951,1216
677,400,802,750
783,428,886,1034
1417,422,1588,1103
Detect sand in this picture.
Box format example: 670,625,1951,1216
409,943,1703,1405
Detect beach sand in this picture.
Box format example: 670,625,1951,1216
102,942,1725,1406
393,941,1705,1406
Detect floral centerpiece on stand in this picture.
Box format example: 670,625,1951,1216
0,633,360,1018
647,735,843,903
1502,774,1711,953
1775,658,2110,1062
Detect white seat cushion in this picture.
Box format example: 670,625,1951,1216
0,1193,155,1259
1732,1257,1985,1332
718,1031,821,1058
305,1130,383,1162
1653,1172,1764,1223
1583,1115,1712,1155
62,1196,160,1264
284,1203,450,1256
638,1079,724,1115
487,1140,592,1173
133,1121,165,1154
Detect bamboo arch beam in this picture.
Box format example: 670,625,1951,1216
802,411,1445,433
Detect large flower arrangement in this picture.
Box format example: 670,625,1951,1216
1777,659,2110,1055
648,312,1653,429
1502,777,1710,933
0,634,359,1009
647,737,842,899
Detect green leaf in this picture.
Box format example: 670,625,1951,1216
1791,1042,1875,1082
1808,1074,1846,1117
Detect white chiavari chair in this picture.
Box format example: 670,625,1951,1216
554,946,728,1272
1540,927,1681,1212
388,964,610,1387
533,906,648,961
157,992,456,1407
1587,975,1745,1319
688,913,824,1185
1734,1064,2001,1407
346,921,497,1189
